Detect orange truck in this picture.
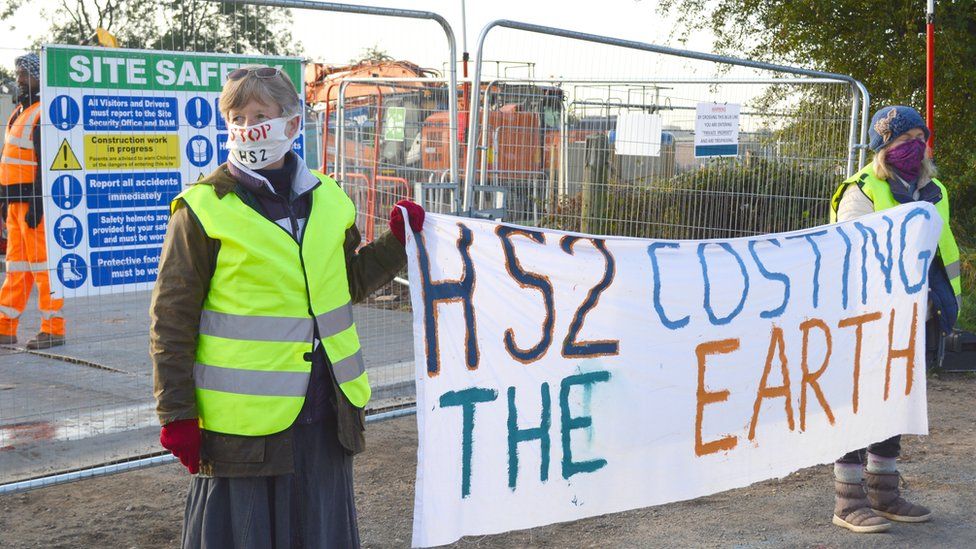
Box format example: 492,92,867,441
304,60,567,232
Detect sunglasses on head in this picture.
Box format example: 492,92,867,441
227,66,283,81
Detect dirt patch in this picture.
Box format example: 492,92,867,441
2,375,974,548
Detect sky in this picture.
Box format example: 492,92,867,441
0,0,719,78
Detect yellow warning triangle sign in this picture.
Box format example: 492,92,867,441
50,139,83,171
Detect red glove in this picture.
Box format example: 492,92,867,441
159,418,201,474
389,200,425,245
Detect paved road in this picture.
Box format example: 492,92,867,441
0,289,415,485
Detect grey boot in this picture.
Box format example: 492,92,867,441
25,332,65,350
866,471,932,522
833,480,891,533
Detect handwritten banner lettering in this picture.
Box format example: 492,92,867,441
403,204,941,547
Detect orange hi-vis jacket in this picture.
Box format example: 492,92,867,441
1,101,42,188
0,100,65,337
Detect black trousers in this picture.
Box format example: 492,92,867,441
836,435,901,465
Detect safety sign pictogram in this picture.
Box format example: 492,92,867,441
53,215,84,249
186,136,213,167
185,97,213,129
49,95,81,131
49,139,83,171
51,174,84,210
56,253,88,289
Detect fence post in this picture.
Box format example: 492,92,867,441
582,134,608,234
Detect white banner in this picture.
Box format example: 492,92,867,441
404,203,941,547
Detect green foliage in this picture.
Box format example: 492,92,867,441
542,158,835,240
2,0,300,56
659,0,976,246
959,246,975,331
0,66,14,94
351,45,394,65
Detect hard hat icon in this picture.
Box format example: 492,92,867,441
54,214,82,249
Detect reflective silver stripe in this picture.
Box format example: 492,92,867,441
0,155,37,166
30,262,48,273
315,302,354,338
199,310,313,343
39,310,63,320
0,305,21,318
194,363,309,397
944,260,960,280
6,135,34,149
6,261,31,272
332,351,365,384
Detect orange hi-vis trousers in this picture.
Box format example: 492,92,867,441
0,202,65,336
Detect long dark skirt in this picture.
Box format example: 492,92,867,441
181,422,359,549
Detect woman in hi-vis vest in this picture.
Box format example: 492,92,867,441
150,65,424,548
829,106,961,534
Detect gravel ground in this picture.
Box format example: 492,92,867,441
2,374,974,548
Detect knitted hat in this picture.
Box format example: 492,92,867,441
14,52,40,79
868,106,929,152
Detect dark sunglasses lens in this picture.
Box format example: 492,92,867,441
254,67,280,78
227,68,250,80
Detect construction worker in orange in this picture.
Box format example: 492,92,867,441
0,53,65,349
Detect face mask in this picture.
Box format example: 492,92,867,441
226,115,299,169
885,138,926,180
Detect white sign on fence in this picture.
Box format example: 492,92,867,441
404,204,940,547
40,45,304,297
695,102,740,157
614,112,662,156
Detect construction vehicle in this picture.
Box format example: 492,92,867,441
304,59,562,234
303,60,677,234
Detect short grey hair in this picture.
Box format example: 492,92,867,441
218,65,302,118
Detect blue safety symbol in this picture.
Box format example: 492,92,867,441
53,215,83,249
57,253,88,289
186,136,214,167
49,95,81,131
214,98,226,130
185,97,213,129
51,174,83,210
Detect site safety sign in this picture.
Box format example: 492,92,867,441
40,45,304,297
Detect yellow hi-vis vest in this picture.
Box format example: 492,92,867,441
1,102,41,186
174,171,370,436
830,164,962,301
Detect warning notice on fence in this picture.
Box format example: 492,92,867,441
84,134,181,169
405,204,939,547
40,44,304,297
694,102,740,158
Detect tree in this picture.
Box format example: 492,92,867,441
1,0,301,56
150,0,302,56
350,45,394,64
659,0,976,243
0,66,14,94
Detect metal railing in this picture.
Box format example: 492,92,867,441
0,10,874,494
463,19,871,214
0,0,460,491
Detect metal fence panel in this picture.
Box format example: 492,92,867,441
0,1,457,488
0,9,871,492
